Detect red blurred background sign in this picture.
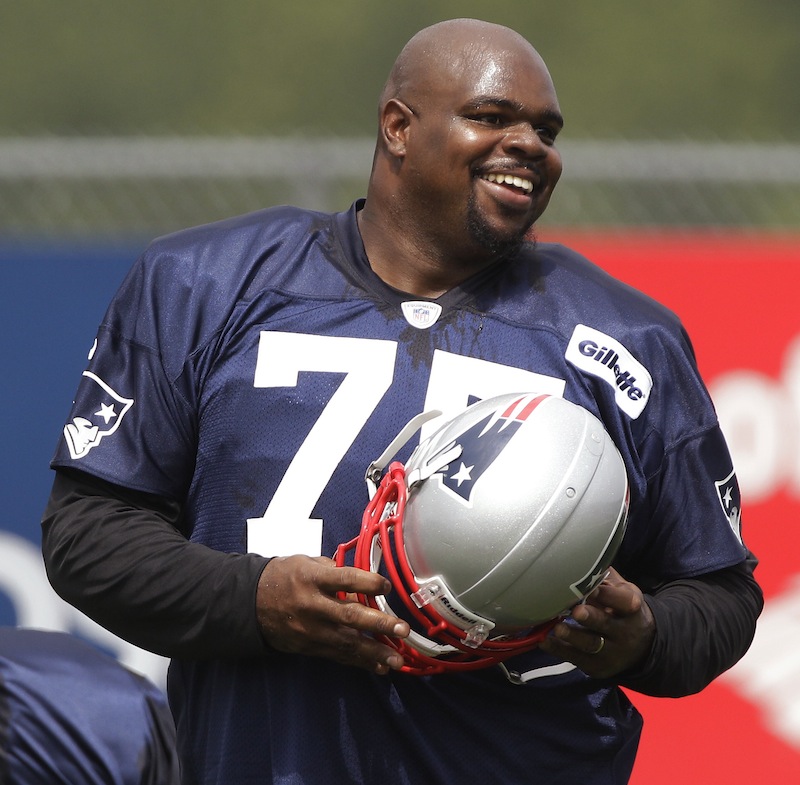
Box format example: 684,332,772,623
547,232,800,783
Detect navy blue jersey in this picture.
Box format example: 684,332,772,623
53,201,747,784
0,628,179,785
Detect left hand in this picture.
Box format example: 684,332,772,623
538,567,656,679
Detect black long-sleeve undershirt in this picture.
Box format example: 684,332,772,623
41,469,270,660
618,553,762,696
41,468,763,696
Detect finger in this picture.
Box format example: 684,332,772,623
538,627,618,680
550,619,606,655
569,599,620,638
284,564,409,639
310,624,407,673
588,584,643,617
599,566,624,586
583,571,643,617
332,595,410,639
318,562,394,598
256,556,410,672
264,595,408,673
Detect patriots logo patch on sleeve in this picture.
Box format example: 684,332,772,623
715,469,743,544
63,371,134,459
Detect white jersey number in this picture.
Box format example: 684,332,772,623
247,332,564,556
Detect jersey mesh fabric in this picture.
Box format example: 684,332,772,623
51,201,748,784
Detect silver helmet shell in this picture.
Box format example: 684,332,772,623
401,392,629,634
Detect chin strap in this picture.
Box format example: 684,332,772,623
364,409,443,499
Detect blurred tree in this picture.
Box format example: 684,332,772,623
0,0,797,140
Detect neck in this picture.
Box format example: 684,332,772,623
357,203,499,299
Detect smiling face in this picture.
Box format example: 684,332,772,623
385,22,564,262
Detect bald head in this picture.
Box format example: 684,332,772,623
380,19,548,110
359,18,563,296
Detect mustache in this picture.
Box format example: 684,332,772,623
473,160,539,177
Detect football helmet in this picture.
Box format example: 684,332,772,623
335,392,629,675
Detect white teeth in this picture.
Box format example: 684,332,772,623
483,172,534,194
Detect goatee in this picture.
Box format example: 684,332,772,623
466,194,535,261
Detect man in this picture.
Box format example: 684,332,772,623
0,628,180,784
42,18,762,784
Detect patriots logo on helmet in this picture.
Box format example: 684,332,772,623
434,395,546,503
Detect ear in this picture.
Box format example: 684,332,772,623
380,98,414,159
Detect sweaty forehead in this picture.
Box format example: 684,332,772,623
398,28,557,110
457,40,550,97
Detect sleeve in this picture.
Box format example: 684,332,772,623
613,311,751,584
603,319,762,694
50,242,218,499
617,552,763,697
41,468,271,659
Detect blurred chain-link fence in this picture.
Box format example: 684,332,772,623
2,137,800,240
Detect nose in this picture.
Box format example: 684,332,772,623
502,124,563,189
502,122,552,160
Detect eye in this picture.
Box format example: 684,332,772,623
536,126,559,145
468,112,505,126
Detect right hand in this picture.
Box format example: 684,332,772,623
255,555,410,675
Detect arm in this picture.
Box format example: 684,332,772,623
42,468,270,659
539,558,763,697
42,469,409,671
619,554,763,696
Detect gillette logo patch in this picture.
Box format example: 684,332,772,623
566,324,652,419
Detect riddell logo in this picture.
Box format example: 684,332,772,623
566,325,652,419
437,595,481,627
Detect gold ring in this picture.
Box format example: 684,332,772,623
590,636,605,655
